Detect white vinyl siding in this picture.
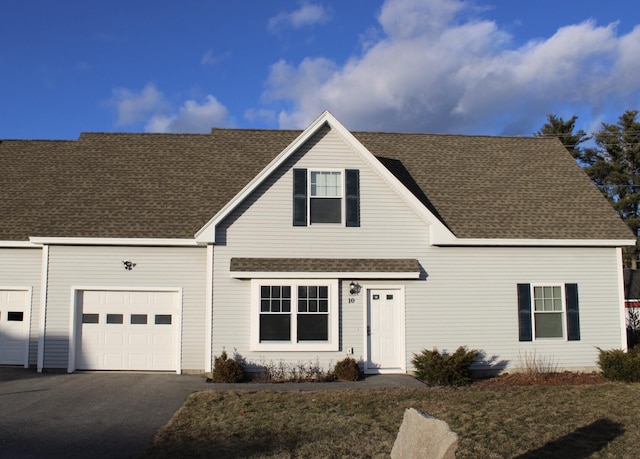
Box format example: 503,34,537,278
0,248,42,366
212,125,625,373
213,126,429,369
43,246,206,371
405,246,622,372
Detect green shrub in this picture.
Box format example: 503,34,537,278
412,346,478,386
333,357,362,381
212,350,244,383
597,347,640,382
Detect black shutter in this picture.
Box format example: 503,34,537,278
293,169,307,226
565,283,580,341
517,284,533,341
345,169,360,227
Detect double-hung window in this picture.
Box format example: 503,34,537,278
517,283,580,341
293,168,360,227
251,279,339,351
310,171,342,224
532,285,564,338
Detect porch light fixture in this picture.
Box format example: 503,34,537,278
349,281,361,295
122,260,137,271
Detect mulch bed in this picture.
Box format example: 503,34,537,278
472,371,608,387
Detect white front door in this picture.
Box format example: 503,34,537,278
366,288,404,373
0,289,30,366
76,290,179,371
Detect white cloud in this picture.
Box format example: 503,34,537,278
146,95,230,133
110,84,231,133
268,2,331,32
111,83,168,126
262,0,640,134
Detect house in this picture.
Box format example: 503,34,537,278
0,111,634,375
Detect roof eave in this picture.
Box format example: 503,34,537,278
28,237,200,247
431,233,636,247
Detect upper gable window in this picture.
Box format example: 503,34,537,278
310,171,342,224
293,168,360,227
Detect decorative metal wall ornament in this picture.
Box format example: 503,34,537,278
122,260,137,271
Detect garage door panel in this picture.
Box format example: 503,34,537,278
104,353,125,368
129,333,150,347
76,290,178,371
128,354,150,368
104,332,125,346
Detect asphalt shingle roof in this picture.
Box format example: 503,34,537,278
0,126,633,242
230,258,422,274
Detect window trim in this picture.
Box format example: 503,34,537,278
293,168,360,227
250,279,339,351
531,283,566,340
308,168,345,225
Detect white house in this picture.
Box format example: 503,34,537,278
0,112,634,375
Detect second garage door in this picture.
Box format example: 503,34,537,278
76,290,179,371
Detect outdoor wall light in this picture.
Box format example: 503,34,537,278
122,260,137,271
349,281,361,295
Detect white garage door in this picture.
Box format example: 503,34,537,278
0,289,30,366
76,290,179,371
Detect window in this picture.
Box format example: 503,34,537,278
517,283,580,341
297,286,329,341
7,311,24,321
293,168,360,227
251,279,339,351
131,314,148,325
82,313,99,324
533,286,564,338
310,171,342,223
259,286,291,341
106,314,123,324
155,314,172,325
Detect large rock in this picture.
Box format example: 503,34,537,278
391,408,458,459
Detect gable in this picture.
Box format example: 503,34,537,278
207,124,435,254
196,113,448,244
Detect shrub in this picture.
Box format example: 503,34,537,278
212,350,244,383
518,351,558,377
251,357,334,382
333,357,362,381
412,346,478,386
597,347,640,382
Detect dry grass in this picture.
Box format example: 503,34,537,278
143,383,640,458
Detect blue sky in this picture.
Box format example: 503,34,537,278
1,0,639,139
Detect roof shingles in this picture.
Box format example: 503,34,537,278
0,127,632,242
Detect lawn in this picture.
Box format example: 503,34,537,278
143,382,640,458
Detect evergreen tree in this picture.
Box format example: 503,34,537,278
582,110,640,268
535,114,590,158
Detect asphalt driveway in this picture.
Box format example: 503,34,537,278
0,368,210,459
